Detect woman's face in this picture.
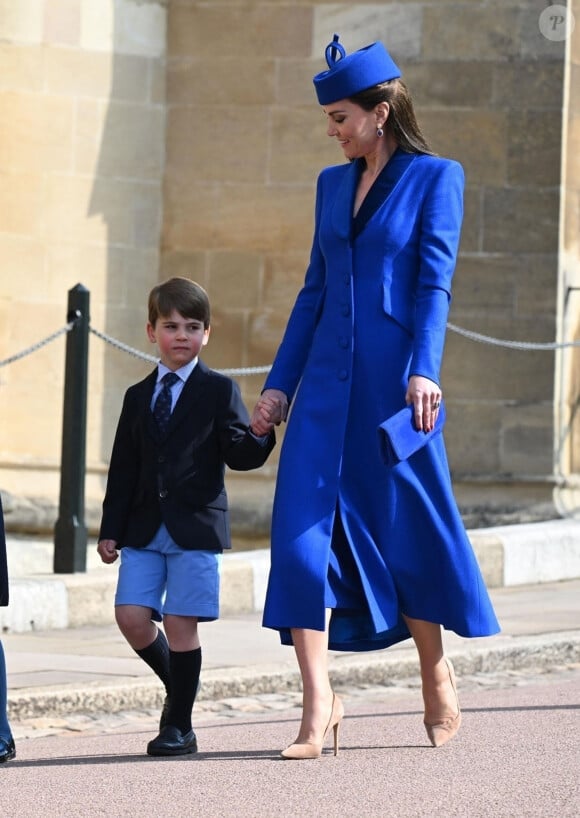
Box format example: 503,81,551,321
323,99,384,160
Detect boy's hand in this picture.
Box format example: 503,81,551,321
97,539,119,564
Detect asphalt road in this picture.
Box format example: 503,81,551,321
2,665,579,818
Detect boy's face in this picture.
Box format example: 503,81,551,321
147,308,210,370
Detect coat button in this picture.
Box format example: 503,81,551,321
338,336,349,349
338,369,348,380
159,489,168,499
341,304,350,316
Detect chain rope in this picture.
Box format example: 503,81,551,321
2,321,579,373
0,323,74,368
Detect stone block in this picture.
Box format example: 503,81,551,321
90,101,165,181
468,532,504,588
499,402,554,476
270,106,339,183
313,3,421,61
43,0,81,47
453,253,558,318
162,181,219,250
460,186,482,253
453,255,515,314
206,252,264,310
0,45,43,92
0,91,74,173
166,106,268,184
80,0,166,58
483,187,559,254
0,171,43,234
443,399,502,475
0,235,44,286
167,4,311,58
45,48,151,103
220,560,254,616
405,62,493,108
167,58,276,106
507,110,562,186
277,59,321,106
202,310,247,372
422,6,521,60
442,315,555,402
420,110,507,185
0,0,43,44
160,250,208,282
492,61,564,109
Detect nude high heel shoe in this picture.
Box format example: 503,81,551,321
424,658,462,748
281,693,344,759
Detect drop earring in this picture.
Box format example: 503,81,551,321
377,126,384,137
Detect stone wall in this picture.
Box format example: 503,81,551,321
0,0,576,521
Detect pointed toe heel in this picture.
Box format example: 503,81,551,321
281,693,344,760
424,658,461,748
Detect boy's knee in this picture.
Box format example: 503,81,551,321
115,604,151,635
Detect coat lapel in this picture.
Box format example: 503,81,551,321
331,161,359,240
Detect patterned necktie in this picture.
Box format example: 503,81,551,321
153,372,180,434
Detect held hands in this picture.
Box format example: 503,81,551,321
405,375,442,433
97,539,119,564
250,389,289,436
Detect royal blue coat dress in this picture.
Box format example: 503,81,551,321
261,149,500,651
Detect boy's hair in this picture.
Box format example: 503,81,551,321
148,277,211,328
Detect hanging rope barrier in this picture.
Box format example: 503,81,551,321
2,321,579,372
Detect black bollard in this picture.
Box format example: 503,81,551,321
53,284,90,573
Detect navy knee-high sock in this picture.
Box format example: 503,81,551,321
166,647,202,734
135,628,171,694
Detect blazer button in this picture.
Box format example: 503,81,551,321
158,455,165,463
159,489,168,499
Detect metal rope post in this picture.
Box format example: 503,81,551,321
54,284,90,573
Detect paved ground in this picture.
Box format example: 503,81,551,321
2,579,579,817
1,667,578,818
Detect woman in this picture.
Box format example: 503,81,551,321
0,495,16,763
251,35,500,759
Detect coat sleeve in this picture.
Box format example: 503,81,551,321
263,171,327,401
410,160,464,384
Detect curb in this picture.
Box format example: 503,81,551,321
8,631,580,721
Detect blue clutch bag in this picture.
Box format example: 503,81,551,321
378,401,446,467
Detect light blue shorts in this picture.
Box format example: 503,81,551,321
115,523,222,621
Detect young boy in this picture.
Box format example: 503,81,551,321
97,277,275,756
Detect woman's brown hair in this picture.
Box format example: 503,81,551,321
349,79,434,156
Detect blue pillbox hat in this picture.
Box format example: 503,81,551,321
313,34,401,105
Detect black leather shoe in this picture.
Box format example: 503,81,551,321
0,737,16,763
159,695,171,730
147,726,197,757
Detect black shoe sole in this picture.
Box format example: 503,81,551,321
147,743,198,757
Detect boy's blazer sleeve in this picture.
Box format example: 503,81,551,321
99,388,141,542
218,377,275,471
410,160,464,385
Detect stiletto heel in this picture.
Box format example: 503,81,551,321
281,692,344,759
424,658,461,748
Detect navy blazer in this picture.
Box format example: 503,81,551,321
99,360,275,551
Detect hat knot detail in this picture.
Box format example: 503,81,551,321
325,34,346,68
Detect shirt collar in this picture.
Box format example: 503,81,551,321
157,358,198,384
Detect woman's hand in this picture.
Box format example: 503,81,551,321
250,389,288,436
405,375,442,433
